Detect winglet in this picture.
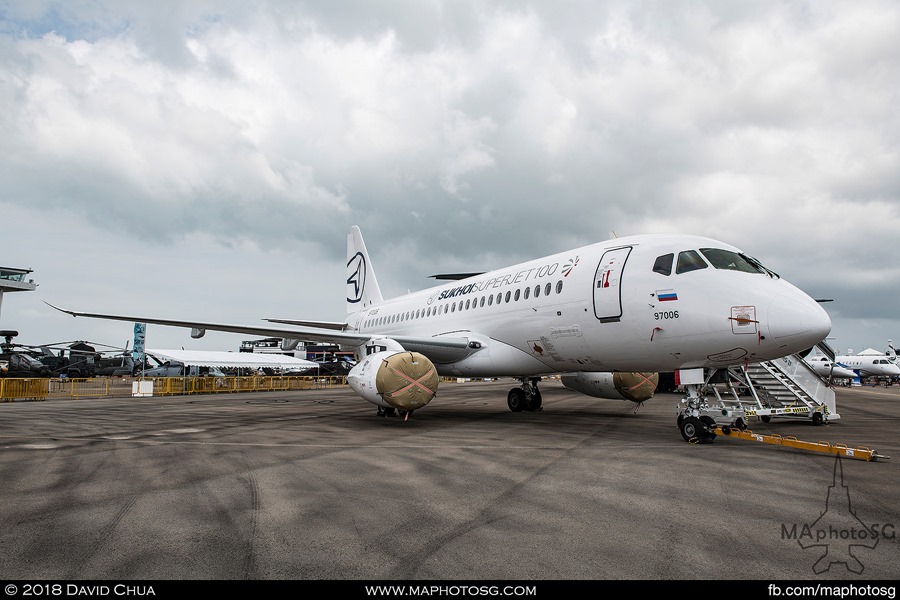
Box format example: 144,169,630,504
42,299,79,317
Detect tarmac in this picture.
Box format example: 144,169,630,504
0,379,898,582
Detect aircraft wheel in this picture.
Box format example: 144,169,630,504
529,390,543,411
700,415,718,442
677,414,684,429
679,416,703,442
507,388,526,412
812,412,824,426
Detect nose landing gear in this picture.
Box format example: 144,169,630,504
677,414,719,444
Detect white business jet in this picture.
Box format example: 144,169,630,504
835,348,900,381
804,354,858,380
47,226,831,443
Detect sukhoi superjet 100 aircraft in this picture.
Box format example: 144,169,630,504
48,226,831,443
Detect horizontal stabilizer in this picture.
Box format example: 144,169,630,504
264,318,348,331
429,273,485,281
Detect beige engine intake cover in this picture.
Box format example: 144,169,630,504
375,351,439,411
613,372,659,402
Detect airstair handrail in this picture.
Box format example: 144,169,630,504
816,340,836,362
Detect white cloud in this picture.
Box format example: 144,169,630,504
1,0,899,354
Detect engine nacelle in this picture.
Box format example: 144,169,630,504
347,350,439,411
560,371,658,403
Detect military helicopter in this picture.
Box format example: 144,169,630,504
29,339,135,378
0,330,51,378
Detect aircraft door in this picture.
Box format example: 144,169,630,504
593,246,632,322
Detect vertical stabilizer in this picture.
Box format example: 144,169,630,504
347,226,384,313
132,322,146,369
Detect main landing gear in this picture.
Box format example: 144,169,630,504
507,377,543,412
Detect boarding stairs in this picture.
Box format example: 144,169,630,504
702,341,840,426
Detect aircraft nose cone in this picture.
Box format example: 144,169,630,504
767,292,832,351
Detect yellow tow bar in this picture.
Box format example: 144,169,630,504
714,426,891,462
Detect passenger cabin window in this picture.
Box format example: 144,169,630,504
653,253,674,276
699,248,765,274
676,250,709,274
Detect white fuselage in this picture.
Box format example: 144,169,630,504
805,355,858,379
835,355,900,378
344,234,831,377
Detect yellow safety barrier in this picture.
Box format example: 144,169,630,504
0,378,50,401
714,426,890,462
1,375,347,400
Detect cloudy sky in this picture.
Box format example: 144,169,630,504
1,0,898,357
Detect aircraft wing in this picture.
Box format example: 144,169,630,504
44,301,473,362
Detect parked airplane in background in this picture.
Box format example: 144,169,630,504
804,354,858,380
835,348,900,381
48,226,831,443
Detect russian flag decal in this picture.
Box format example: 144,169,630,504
657,290,678,302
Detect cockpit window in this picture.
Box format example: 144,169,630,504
699,248,765,274
653,253,674,276
675,250,708,274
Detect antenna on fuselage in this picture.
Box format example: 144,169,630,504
609,230,618,239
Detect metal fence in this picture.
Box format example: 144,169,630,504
0,375,348,401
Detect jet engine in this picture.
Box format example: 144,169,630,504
560,371,658,403
347,350,439,411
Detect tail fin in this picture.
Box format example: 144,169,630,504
347,225,383,313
